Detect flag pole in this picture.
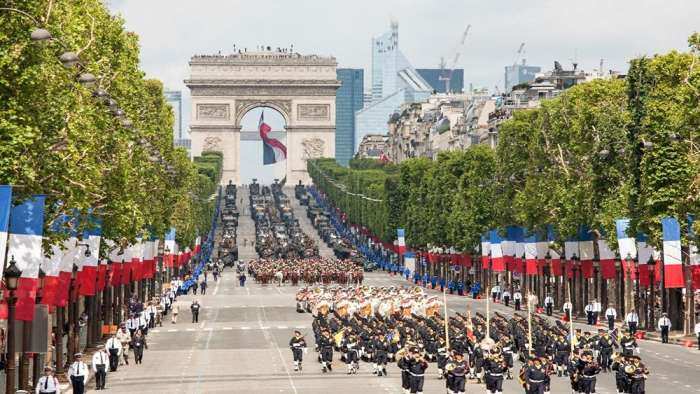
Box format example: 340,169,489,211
569,281,575,355
527,293,533,358
443,286,450,352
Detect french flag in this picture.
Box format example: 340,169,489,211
194,236,201,255
0,186,11,279
165,228,176,268
259,111,287,165
514,227,525,273
502,226,517,271
142,238,156,280
78,216,101,296
397,229,406,255
489,230,505,272
8,195,46,321
535,232,549,274
106,240,124,288
578,227,595,279
131,239,144,281
597,238,617,280
480,234,491,267
661,217,685,288
689,215,700,289
547,226,563,276
524,232,538,275
41,214,68,306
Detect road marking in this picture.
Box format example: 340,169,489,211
186,328,195,332
241,326,251,330
258,299,298,394
167,329,177,332
151,329,160,333
223,327,233,330
204,327,213,331
278,326,288,329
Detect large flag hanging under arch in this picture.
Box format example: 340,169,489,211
259,111,287,165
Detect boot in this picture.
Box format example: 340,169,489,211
382,367,387,376
293,361,298,371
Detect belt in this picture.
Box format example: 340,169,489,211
528,379,544,383
583,375,597,379
408,372,425,377
488,372,503,376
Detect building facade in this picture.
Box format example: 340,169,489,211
164,90,191,153
504,62,542,92
335,68,364,166
416,68,465,93
356,134,388,159
355,21,432,151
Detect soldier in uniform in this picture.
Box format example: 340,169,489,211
619,331,638,357
446,351,469,394
407,347,428,394
483,348,507,394
318,329,334,372
289,330,307,372
597,330,614,372
578,352,602,394
628,355,649,394
524,357,548,394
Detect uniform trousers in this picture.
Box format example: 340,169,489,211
661,326,670,343
408,374,424,393
580,376,597,394
95,364,106,389
70,376,85,394
485,374,502,392
451,375,466,392
291,348,303,362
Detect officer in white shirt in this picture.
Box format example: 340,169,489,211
35,366,60,394
491,285,501,302
657,313,672,343
605,306,617,330
502,289,511,307
625,311,639,335
694,318,700,350
92,348,109,390
126,314,140,337
592,299,602,324
147,302,158,328
69,353,89,394
585,302,595,325
544,295,554,316
562,301,573,321
513,291,522,311
138,310,150,334
105,334,122,371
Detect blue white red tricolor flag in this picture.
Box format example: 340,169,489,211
489,230,505,272
661,217,685,288
397,229,406,255
259,111,287,165
8,195,46,321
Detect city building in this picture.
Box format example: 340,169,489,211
164,90,191,153
415,68,465,93
335,68,364,166
355,21,432,151
356,134,389,159
504,61,541,92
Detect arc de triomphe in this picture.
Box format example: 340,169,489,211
185,51,340,185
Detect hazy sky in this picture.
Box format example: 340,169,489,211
107,0,699,181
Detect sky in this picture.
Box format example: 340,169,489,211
107,0,699,182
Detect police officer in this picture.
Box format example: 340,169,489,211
585,302,595,325
544,295,554,316
625,311,639,335
513,290,522,311
605,305,617,330
92,348,109,390
35,366,60,394
289,330,307,371
502,289,511,307
657,313,672,343
563,301,573,322
105,334,122,372
69,353,89,394
190,299,201,323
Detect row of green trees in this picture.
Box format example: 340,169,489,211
0,0,215,251
310,34,700,252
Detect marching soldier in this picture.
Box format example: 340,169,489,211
597,331,614,372
628,355,650,394
446,351,468,394
619,330,638,357
524,357,547,394
318,329,334,373
289,330,307,372
407,347,428,394
579,352,602,394
372,333,390,376
483,348,507,394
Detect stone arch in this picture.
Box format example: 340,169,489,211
234,99,292,128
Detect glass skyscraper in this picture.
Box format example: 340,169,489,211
355,21,432,151
415,69,465,93
335,69,364,166
164,90,190,154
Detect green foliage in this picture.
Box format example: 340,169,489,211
311,35,700,252
0,1,220,253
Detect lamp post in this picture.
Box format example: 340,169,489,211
647,255,656,332
30,268,47,388
4,256,22,394
544,251,553,306
67,262,79,365
571,253,580,316
164,247,171,284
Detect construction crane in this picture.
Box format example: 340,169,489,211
512,42,525,65
439,24,470,93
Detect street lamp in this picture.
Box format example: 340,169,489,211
647,254,656,332
4,256,22,394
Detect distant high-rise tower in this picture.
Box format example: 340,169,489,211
164,90,190,154
504,61,542,92
356,21,432,151
336,69,364,166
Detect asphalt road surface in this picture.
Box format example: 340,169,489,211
96,269,700,394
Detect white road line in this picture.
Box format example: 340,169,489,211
223,327,233,330
167,329,177,332
186,328,195,332
278,326,288,329
241,326,251,330
245,287,250,296
204,327,213,331
151,329,160,333
258,302,298,394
